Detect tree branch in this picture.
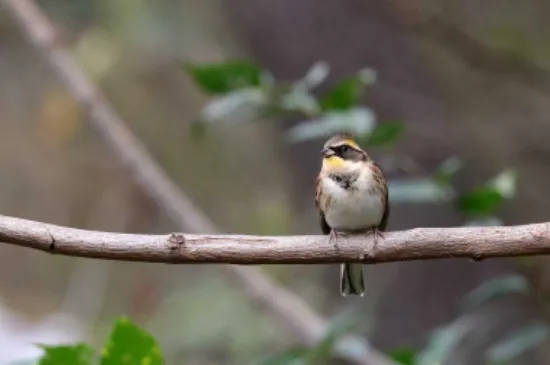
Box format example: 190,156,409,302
2,214,550,263
1,1,398,365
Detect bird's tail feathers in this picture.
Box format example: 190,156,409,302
340,263,365,296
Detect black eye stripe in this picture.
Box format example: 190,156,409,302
329,143,367,161
333,144,357,153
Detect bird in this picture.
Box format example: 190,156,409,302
315,132,389,296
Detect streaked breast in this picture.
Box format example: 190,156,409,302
321,167,384,231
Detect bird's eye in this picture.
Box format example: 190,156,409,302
341,145,349,152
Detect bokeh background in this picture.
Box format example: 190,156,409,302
1,0,550,364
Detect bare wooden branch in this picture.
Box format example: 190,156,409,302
2,215,550,263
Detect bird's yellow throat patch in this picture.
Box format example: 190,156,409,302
323,155,345,169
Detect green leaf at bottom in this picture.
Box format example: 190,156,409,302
38,344,94,365
100,317,164,365
389,347,416,365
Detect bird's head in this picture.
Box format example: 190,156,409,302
320,133,369,172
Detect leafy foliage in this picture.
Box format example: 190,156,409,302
319,78,362,111
388,156,464,204
459,188,504,217
38,344,94,365
185,60,386,144
389,348,416,365
100,318,163,365
285,108,376,143
383,274,538,365
29,318,164,365
184,58,519,217
198,88,267,125
25,280,543,365
319,69,375,111
459,169,517,217
183,60,264,95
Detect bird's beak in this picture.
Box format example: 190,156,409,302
321,147,334,157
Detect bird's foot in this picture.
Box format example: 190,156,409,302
365,227,385,255
329,229,346,253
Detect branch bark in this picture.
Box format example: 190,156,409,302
1,1,397,365
2,215,550,263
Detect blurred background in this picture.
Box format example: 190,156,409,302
1,0,550,364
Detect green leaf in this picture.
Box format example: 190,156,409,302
433,157,463,186
389,347,416,365
320,79,363,111
486,323,548,364
459,169,517,217
463,275,529,311
285,107,376,143
458,188,503,217
100,317,164,365
38,344,94,365
184,60,264,95
362,122,404,147
320,69,375,111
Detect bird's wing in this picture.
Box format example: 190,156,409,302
315,176,332,235
371,162,389,231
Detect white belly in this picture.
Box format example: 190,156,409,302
322,175,384,232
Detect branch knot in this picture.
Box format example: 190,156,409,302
168,233,186,253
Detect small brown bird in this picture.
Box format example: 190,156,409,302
315,132,389,296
